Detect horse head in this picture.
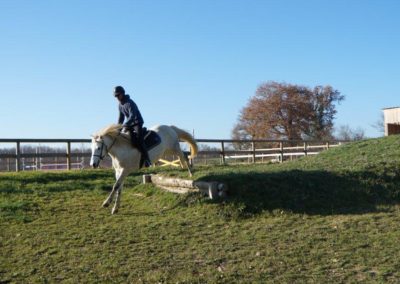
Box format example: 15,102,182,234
90,135,109,168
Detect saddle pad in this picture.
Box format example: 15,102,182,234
143,130,162,150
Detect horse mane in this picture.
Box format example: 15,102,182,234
94,124,123,138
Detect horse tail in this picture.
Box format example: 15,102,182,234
170,126,198,158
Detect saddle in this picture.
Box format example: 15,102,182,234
142,128,162,150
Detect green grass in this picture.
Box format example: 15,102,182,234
1,135,400,283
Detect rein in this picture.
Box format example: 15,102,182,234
94,135,119,160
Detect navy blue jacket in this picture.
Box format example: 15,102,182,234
118,95,144,127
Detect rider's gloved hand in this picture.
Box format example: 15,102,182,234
122,125,129,133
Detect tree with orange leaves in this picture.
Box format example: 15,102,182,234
232,81,344,141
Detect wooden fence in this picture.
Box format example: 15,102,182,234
0,138,344,172
0,138,91,172
194,139,343,165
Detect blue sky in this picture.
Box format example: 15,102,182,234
1,0,399,139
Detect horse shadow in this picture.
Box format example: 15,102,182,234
198,169,400,216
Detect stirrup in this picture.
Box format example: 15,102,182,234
143,159,152,168
140,156,152,168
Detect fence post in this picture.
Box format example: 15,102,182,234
304,142,308,156
67,142,71,170
220,141,225,165
326,142,330,150
252,141,256,163
280,142,283,163
16,141,21,172
36,146,40,170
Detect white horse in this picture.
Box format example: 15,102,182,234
90,124,198,214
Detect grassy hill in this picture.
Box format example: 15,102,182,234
1,135,400,283
191,135,400,217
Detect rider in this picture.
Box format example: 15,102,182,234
114,86,152,168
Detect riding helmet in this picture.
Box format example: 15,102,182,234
114,86,125,96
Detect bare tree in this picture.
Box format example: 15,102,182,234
371,112,385,135
306,85,344,140
335,125,365,141
231,120,252,150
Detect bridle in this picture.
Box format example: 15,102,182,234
93,136,118,160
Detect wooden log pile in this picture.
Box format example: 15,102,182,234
143,174,228,199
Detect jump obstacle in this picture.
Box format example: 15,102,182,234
143,174,228,199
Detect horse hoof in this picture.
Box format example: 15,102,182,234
102,201,110,208
111,208,118,215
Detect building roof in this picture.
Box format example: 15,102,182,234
382,106,400,110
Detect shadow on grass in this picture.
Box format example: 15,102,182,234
3,167,400,217
200,169,400,216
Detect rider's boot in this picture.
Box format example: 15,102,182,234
137,137,152,168
129,127,152,168
141,148,152,168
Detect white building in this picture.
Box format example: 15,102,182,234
383,107,400,136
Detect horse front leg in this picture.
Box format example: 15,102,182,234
102,168,123,208
102,181,120,208
111,170,129,214
111,183,123,215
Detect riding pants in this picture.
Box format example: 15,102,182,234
125,124,151,166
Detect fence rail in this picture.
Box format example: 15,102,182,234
0,138,345,172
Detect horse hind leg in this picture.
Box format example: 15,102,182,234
175,146,193,177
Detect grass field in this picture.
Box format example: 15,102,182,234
1,135,400,283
